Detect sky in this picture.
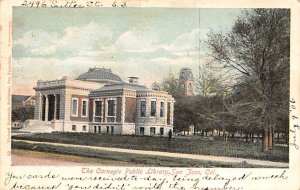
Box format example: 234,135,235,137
12,7,243,95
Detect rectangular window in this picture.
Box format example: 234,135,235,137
72,125,76,131
140,127,144,135
82,125,86,131
98,126,101,133
108,100,115,116
160,102,164,117
160,127,164,135
94,126,97,133
107,126,110,134
151,101,156,117
111,126,114,135
95,101,102,116
95,101,102,122
107,117,115,122
82,100,88,117
150,127,156,135
71,98,78,116
140,101,146,117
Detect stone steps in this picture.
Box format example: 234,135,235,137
19,122,53,133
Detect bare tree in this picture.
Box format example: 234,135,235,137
206,9,290,152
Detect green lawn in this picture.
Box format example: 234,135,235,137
12,141,273,168
12,132,289,162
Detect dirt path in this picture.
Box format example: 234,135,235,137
12,139,289,167
12,149,146,166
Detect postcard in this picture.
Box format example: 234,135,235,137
0,0,300,189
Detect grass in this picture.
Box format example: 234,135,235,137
12,141,273,168
12,132,289,162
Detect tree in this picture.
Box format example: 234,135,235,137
12,106,34,122
197,64,224,97
225,79,264,140
161,74,185,98
206,9,290,152
173,96,195,134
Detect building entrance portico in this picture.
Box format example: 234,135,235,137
41,94,61,121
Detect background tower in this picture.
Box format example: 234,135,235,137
179,67,194,96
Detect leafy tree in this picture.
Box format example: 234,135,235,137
12,106,34,122
161,72,227,136
173,97,195,134
206,9,290,151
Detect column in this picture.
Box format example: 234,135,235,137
103,98,107,123
54,94,57,120
38,92,42,121
45,95,49,121
92,99,95,122
121,94,125,123
60,93,65,120
164,100,168,125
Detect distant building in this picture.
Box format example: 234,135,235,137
12,95,35,110
12,121,23,129
179,67,194,96
28,67,175,136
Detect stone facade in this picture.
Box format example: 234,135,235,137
31,68,175,137
88,84,175,136
33,76,104,132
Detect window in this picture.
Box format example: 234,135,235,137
188,83,193,93
95,101,102,122
140,127,144,135
160,128,164,136
107,100,116,122
151,101,156,117
160,102,164,117
140,100,146,117
150,127,156,135
106,126,110,134
82,125,86,131
72,125,76,131
71,98,78,116
94,126,97,133
98,126,101,133
108,100,115,116
111,126,114,135
82,100,88,117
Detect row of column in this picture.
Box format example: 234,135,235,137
41,94,61,121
